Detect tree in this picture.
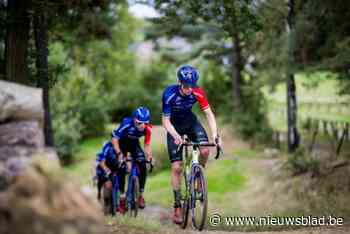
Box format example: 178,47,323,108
34,1,54,146
286,0,300,152
150,0,261,112
5,0,31,84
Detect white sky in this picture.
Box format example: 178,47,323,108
128,4,160,19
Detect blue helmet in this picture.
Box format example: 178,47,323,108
133,106,150,123
177,65,199,87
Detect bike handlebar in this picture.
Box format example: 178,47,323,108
177,139,222,160
125,159,154,173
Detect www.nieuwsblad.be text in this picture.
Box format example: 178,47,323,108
209,214,344,227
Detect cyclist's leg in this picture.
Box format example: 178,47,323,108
186,118,209,167
118,139,130,195
96,165,108,199
167,132,183,208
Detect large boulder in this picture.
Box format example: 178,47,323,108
0,158,105,234
0,80,43,124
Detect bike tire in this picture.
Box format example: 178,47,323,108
190,165,208,231
128,176,139,218
102,185,112,216
181,171,190,229
111,176,120,217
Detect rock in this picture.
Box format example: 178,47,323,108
0,80,43,124
0,158,104,234
0,121,45,147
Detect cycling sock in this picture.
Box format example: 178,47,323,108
173,190,181,208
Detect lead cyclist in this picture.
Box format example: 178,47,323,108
161,65,222,225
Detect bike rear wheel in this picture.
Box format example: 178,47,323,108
128,176,139,218
102,185,112,215
190,164,208,231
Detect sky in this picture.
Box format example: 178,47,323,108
128,3,160,19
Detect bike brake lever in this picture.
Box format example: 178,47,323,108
215,145,223,160
149,163,154,173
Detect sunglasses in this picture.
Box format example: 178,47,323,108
181,83,194,89
135,121,146,126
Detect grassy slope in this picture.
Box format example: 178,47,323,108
264,73,350,131
64,124,350,232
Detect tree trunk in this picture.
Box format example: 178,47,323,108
286,0,300,153
231,33,244,112
34,2,54,147
5,0,31,84
229,4,244,112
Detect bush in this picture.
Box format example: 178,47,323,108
51,72,110,163
232,83,273,143
285,147,320,175
202,62,273,143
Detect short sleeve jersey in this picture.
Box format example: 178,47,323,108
111,117,152,145
162,84,209,121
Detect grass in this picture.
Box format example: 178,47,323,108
106,215,163,233
264,72,350,131
145,155,248,208
63,136,106,186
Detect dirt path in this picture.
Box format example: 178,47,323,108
103,126,349,234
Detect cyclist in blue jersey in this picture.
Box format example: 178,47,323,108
96,106,153,213
162,65,222,224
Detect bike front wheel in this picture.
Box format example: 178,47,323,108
190,164,208,231
128,176,139,218
180,171,190,229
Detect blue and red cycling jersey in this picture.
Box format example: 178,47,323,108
162,84,210,122
96,117,152,170
96,141,113,163
111,117,152,145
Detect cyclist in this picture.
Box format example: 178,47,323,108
96,106,152,213
162,65,221,224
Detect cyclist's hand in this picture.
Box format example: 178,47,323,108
147,155,153,163
214,135,222,148
174,134,183,145
104,169,111,178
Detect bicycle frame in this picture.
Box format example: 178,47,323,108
178,138,221,230
126,158,153,214
126,159,140,205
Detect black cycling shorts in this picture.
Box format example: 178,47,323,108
167,113,208,163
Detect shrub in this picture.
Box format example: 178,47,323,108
51,72,110,163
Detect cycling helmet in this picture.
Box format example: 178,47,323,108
177,65,199,87
133,106,150,123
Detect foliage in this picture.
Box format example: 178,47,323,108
201,61,232,115
148,0,272,142
51,70,110,163
232,79,273,142
137,59,174,124
255,0,350,89
284,147,320,175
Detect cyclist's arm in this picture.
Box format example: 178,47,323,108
203,107,219,141
144,144,152,160
162,116,181,141
144,125,153,161
99,160,110,174
111,138,123,161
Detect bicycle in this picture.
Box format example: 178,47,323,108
101,168,122,216
125,158,153,217
177,137,221,231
